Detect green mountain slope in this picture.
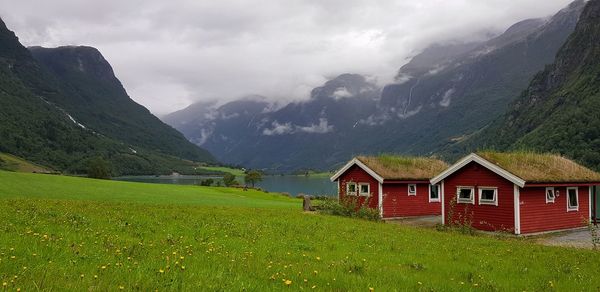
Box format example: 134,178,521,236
0,18,214,175
449,0,600,170
28,46,214,163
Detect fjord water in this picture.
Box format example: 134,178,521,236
115,175,337,197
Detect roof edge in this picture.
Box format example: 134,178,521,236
330,158,384,183
430,153,526,187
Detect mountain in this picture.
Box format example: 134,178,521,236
446,0,600,170
28,46,214,163
164,74,380,171
164,1,584,172
0,18,215,175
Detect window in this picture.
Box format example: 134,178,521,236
408,184,417,196
359,183,370,196
545,187,555,203
429,184,440,202
478,187,498,206
457,187,474,204
567,187,579,211
346,182,357,196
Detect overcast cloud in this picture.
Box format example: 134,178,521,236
0,0,572,115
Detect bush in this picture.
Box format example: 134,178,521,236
87,157,111,179
440,197,475,235
199,178,214,186
318,197,380,221
222,173,236,186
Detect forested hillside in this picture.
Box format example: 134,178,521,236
448,0,600,170
0,18,215,175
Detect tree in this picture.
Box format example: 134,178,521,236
222,173,236,187
244,170,263,188
87,157,111,179
199,178,214,186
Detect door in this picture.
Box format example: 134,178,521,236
595,186,600,223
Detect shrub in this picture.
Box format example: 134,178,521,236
318,197,380,221
87,157,111,179
441,196,475,235
199,178,214,186
222,173,236,187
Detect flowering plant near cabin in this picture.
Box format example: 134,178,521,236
318,180,380,221
443,196,475,235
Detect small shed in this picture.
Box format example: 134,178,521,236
330,155,448,219
431,152,600,234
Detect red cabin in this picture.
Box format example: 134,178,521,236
431,152,600,235
330,155,448,219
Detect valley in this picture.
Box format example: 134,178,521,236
1,170,599,290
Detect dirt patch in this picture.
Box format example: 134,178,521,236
385,215,441,228
532,229,594,249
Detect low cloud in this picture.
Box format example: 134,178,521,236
262,121,294,136
0,0,573,115
262,118,334,135
331,87,353,100
297,118,334,134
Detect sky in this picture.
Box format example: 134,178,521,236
0,0,573,115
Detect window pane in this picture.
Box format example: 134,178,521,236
430,185,439,199
409,185,416,193
459,189,472,199
348,184,356,192
361,184,369,193
546,189,555,201
481,189,495,201
568,188,578,208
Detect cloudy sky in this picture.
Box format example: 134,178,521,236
0,0,572,115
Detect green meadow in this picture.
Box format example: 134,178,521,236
1,170,599,291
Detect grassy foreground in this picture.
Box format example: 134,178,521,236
1,171,600,291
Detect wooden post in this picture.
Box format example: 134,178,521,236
303,195,313,211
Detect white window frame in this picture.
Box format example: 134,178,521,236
358,183,370,197
408,184,417,196
456,186,475,204
566,187,579,212
545,187,556,204
478,187,498,206
346,182,357,196
429,184,440,202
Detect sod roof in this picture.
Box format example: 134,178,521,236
356,155,449,180
477,151,600,183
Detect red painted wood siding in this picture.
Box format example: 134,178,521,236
382,183,440,218
443,162,515,232
520,186,590,233
338,165,379,209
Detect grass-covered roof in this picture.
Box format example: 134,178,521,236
477,151,600,183
357,155,448,180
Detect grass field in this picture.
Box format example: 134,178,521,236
0,153,52,173
1,171,600,291
198,166,246,177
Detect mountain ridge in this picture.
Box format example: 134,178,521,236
446,0,600,170
0,18,215,175
164,1,585,172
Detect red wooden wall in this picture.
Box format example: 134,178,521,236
520,186,590,233
442,162,515,232
382,183,440,218
338,165,379,210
